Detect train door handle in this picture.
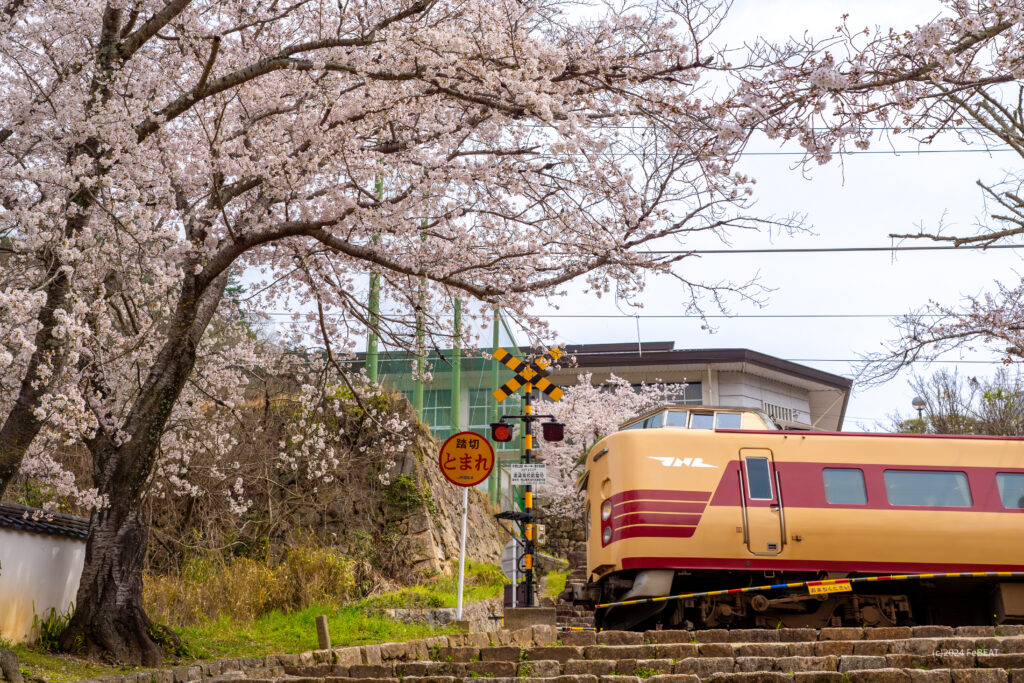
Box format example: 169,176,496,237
770,504,779,511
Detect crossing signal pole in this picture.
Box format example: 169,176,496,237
490,347,565,607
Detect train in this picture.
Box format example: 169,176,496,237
570,405,1024,630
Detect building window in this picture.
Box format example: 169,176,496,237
884,470,972,507
745,457,773,500
823,468,867,505
633,382,702,405
469,388,520,451
996,473,1024,509
416,389,452,440
763,402,796,423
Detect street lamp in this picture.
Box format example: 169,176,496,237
911,396,926,420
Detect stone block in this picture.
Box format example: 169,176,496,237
644,630,692,644
954,627,997,638
951,671,1009,683
692,629,730,643
793,674,845,683
518,660,561,678
788,642,816,657
780,629,820,643
172,666,201,683
865,627,913,640
773,656,839,673
332,647,362,667
503,608,556,632
480,646,519,661
891,638,941,655
705,674,793,682
734,656,776,672
813,641,855,657
729,629,781,643
533,624,559,646
647,675,700,683
673,657,735,676
736,643,790,658
909,671,953,683
561,631,597,646
843,669,912,683
583,645,653,660
349,664,394,677
564,659,616,676
529,646,583,662
698,642,735,657
851,640,891,656
597,630,645,645
983,655,1024,669
360,644,383,665
465,660,517,677
838,655,887,672
632,658,673,675
913,626,956,638
820,628,863,641
651,643,698,660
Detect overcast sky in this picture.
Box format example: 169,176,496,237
519,0,1024,430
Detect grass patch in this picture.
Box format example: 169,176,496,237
358,561,507,613
176,604,455,660
12,560,505,680
542,569,568,599
11,644,143,683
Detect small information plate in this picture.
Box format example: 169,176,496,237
808,583,853,596
508,463,547,485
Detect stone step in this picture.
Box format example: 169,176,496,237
281,649,1024,678
242,667,1024,682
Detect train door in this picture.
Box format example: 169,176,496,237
739,449,785,555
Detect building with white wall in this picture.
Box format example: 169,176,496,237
0,503,87,644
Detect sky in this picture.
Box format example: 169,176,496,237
516,0,1024,430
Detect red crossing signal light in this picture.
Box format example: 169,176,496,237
490,421,514,442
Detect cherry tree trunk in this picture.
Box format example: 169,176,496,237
60,498,163,665
60,274,227,665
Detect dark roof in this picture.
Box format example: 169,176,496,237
0,502,89,540
556,343,852,391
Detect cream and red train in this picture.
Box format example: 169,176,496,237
572,406,1024,630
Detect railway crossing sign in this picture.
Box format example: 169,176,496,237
492,347,565,402
438,431,495,487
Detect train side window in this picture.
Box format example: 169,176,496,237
691,412,715,429
745,457,773,499
715,412,742,429
996,473,1024,509
883,470,973,507
822,468,867,505
665,411,689,428
643,412,665,428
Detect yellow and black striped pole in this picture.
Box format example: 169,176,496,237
523,382,535,607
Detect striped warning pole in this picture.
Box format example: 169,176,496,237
523,381,535,607
594,571,1024,610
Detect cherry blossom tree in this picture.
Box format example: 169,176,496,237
538,373,683,522
728,1,1024,380
1,0,796,663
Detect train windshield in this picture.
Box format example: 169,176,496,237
620,409,759,430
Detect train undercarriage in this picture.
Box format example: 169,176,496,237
574,569,1024,632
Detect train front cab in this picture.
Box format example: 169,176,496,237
578,407,1024,631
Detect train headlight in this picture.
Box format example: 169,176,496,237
602,526,612,544
601,500,612,521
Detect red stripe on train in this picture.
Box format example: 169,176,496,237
620,556,1024,573
611,526,696,542
615,512,702,527
610,489,712,504
613,500,707,514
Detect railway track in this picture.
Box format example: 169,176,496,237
148,623,1024,683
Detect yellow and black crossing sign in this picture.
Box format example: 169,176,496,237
492,347,564,402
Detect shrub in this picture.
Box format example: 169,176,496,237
144,545,365,626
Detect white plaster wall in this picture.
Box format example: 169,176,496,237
717,372,812,424
0,529,85,644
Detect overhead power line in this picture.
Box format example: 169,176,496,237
650,243,1024,255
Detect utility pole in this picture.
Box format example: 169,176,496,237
450,298,462,432
365,176,383,384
